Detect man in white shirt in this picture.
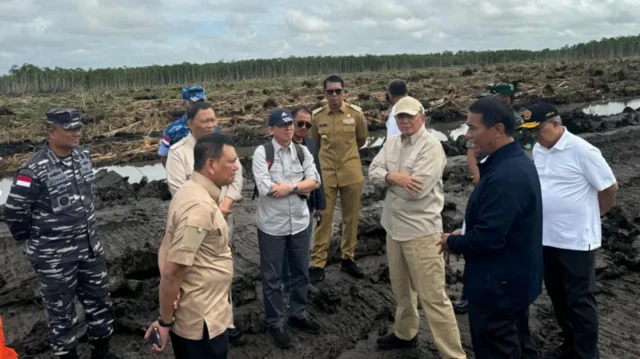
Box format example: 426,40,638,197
519,103,619,359
385,79,408,139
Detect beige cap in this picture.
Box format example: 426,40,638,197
394,96,424,116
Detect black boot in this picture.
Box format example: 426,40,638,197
228,327,246,347
376,333,418,350
309,266,325,284
452,298,469,314
308,283,320,297
288,316,321,334
341,259,364,279
543,344,571,359
268,327,293,349
90,338,118,359
59,350,79,359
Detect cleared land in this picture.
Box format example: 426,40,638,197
0,58,640,358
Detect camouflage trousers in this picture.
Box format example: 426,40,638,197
33,254,114,356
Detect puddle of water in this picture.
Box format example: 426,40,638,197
0,162,166,205
362,122,468,148
0,177,10,205
582,98,640,116
0,122,470,205
99,162,166,183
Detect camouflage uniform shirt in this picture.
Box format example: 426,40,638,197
158,114,190,157
3,145,103,265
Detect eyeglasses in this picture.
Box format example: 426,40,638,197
325,89,343,95
296,121,312,129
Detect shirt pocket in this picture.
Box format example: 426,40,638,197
342,124,356,133
291,160,304,181
45,178,75,214
403,153,418,174
317,122,330,135
386,151,400,172
269,162,285,183
212,211,230,254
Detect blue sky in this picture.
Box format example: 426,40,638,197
1,0,639,74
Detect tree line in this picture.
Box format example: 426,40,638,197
1,34,639,94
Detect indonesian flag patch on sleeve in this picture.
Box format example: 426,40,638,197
16,175,32,188
161,135,170,146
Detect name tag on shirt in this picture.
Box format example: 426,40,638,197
343,118,355,125
461,221,466,235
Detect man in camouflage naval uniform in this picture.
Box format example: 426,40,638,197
3,109,115,359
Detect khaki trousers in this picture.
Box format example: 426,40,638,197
387,233,466,359
311,181,363,268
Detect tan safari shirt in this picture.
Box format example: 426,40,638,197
165,133,244,202
368,126,447,241
162,171,233,340
310,102,368,187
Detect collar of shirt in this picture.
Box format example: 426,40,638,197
190,171,221,200
271,138,295,155
45,144,77,165
544,127,573,152
293,136,307,146
186,132,197,147
328,102,348,115
479,140,523,173
400,126,426,146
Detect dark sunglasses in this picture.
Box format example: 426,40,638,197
325,89,343,95
296,121,312,129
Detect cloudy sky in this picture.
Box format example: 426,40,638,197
1,0,638,74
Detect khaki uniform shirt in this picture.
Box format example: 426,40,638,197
310,102,368,187
369,126,447,241
162,171,233,340
166,133,244,202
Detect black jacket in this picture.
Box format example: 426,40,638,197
447,141,543,310
300,136,326,212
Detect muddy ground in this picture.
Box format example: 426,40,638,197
2,57,640,177
1,113,640,358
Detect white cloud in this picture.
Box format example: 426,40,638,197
0,0,639,73
286,10,331,33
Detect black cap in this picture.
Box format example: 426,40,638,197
268,109,294,127
46,109,83,130
388,79,407,96
519,103,559,129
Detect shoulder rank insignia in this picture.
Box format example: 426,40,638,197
347,103,363,113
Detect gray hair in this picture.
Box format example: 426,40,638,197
549,115,562,124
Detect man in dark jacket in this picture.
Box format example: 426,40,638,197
438,98,543,359
282,107,326,298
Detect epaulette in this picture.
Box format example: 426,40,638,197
312,107,324,116
347,103,363,113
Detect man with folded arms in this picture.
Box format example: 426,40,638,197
252,109,322,349
369,96,466,358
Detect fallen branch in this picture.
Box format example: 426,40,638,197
99,121,142,137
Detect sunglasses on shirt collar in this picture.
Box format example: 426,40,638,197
296,121,312,129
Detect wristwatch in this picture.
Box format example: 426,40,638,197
158,316,175,328
292,184,298,193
